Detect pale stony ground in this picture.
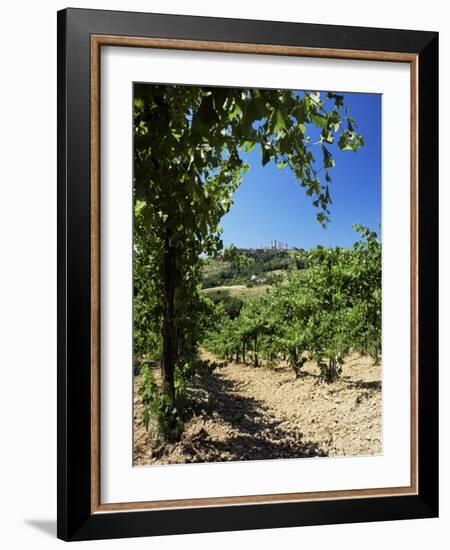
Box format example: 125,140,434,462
133,350,382,466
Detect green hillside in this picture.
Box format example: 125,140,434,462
202,248,307,290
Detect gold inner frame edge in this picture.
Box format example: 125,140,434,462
90,34,419,514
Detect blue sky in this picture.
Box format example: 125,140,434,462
220,92,381,250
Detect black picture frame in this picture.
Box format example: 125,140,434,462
57,7,438,541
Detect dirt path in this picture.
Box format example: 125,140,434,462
133,351,382,465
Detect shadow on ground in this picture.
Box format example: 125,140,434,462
341,376,382,392
151,368,326,463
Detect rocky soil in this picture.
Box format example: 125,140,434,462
133,351,382,466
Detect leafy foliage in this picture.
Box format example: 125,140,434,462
203,226,381,383
140,358,218,442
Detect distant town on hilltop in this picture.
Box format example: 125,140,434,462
239,240,304,252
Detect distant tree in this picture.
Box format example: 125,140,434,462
209,294,243,320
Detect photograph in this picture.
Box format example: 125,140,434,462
132,83,382,466
0,0,443,544
52,5,438,542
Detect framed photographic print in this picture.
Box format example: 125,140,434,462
57,8,438,541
